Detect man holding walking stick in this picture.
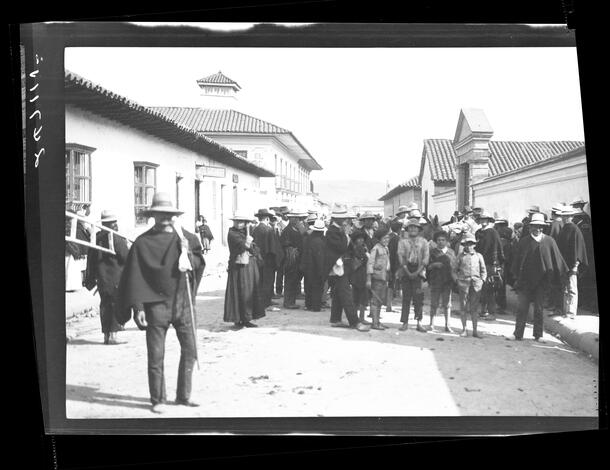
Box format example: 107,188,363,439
118,192,205,414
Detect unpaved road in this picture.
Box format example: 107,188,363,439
66,271,598,419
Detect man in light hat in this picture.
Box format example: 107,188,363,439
84,210,131,345
353,210,377,251
393,205,410,224
556,205,588,318
460,206,479,235
549,205,565,240
509,213,568,342
397,217,429,332
118,193,205,413
281,208,308,309
252,208,282,309
273,206,290,297
475,213,504,320
323,204,369,331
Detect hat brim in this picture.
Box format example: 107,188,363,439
142,208,184,216
100,217,118,223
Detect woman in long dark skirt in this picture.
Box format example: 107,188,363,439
224,211,266,328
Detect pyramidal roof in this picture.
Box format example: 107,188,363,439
196,71,241,90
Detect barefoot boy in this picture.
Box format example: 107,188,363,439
366,227,392,330
454,232,486,338
427,230,456,332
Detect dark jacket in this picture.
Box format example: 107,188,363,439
300,231,326,279
323,223,350,280
556,222,588,271
84,231,130,296
348,242,368,288
388,231,400,275
252,222,280,268
476,227,504,266
281,222,304,272
118,226,205,320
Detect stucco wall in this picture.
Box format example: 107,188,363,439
472,151,589,225
432,189,457,221
382,187,421,218
66,105,264,243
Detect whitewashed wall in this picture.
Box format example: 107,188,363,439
382,187,421,217
66,105,263,243
432,189,457,222
471,150,589,225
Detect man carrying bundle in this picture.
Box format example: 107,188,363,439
118,192,205,414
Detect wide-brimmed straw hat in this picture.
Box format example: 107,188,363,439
558,206,578,216
529,213,548,226
142,192,184,216
287,208,308,217
306,214,318,224
461,232,477,245
330,204,355,219
478,212,495,222
396,205,410,216
100,209,118,222
528,205,541,214
312,219,326,232
403,218,422,229
359,210,376,220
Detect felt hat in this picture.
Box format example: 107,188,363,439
100,210,118,223
558,206,579,216
472,207,483,213
528,205,541,214
312,219,326,232
571,197,586,206
359,210,376,220
230,210,255,222
254,208,274,219
306,214,318,224
409,208,422,218
529,213,548,226
374,227,390,240
461,232,477,245
287,208,308,217
494,218,508,225
143,192,183,216
478,212,495,222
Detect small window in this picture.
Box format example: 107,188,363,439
234,150,248,159
134,162,158,225
65,144,95,204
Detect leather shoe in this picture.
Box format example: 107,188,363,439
243,321,258,328
175,399,200,407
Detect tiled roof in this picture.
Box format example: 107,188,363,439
149,107,289,134
64,70,274,177
196,71,241,89
424,139,585,182
378,175,421,201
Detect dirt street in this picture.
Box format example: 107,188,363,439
66,269,598,419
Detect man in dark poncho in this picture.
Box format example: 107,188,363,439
509,213,568,342
300,219,327,311
118,193,205,414
281,209,307,309
84,210,130,345
556,206,589,317
493,218,512,314
252,208,281,308
475,213,504,320
549,205,564,240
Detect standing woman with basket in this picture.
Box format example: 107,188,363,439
224,210,266,328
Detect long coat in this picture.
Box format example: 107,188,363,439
252,222,281,269
300,231,326,280
280,222,304,273
85,231,130,297
476,227,505,266
556,222,588,272
223,227,265,323
323,223,350,280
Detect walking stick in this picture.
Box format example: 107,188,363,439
174,222,200,370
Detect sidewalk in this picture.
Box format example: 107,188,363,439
505,289,599,361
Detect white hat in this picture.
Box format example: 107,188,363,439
312,219,326,231
230,210,255,222
529,213,548,226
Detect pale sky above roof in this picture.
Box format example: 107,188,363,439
65,46,584,186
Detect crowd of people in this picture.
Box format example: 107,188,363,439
70,191,594,413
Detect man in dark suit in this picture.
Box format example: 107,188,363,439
475,214,504,320
281,209,307,308
252,208,281,308
324,205,369,332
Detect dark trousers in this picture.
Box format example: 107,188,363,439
305,275,324,311
328,275,359,326
480,265,497,315
275,262,284,295
99,293,121,334
283,267,300,307
144,286,196,405
259,259,275,307
400,275,424,323
496,275,507,311
514,283,546,339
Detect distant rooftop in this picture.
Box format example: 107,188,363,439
196,71,241,90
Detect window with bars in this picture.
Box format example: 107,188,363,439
65,144,95,204
134,162,158,225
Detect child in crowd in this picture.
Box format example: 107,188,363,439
427,230,456,332
348,231,370,325
366,228,391,330
454,232,487,338
397,218,429,333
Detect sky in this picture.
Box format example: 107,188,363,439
65,46,584,187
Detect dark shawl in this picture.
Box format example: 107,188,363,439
301,232,326,279
347,242,368,288
556,222,588,271
252,222,281,268
118,227,205,317
323,223,349,280
84,231,129,296
388,231,400,274
227,227,256,267
511,233,568,291
476,227,504,266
